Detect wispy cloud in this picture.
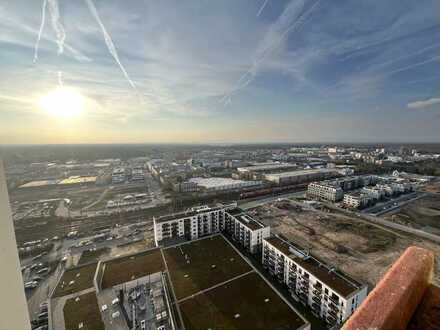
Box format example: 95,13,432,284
84,0,139,95
47,0,65,55
408,97,440,109
33,0,47,63
256,0,269,18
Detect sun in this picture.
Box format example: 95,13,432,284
39,87,85,118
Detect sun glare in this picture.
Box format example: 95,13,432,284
39,87,85,118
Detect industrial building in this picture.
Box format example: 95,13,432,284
187,177,262,192
237,162,297,179
264,169,339,186
262,236,367,327
153,203,270,253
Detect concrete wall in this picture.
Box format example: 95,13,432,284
0,160,31,329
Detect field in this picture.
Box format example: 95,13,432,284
179,272,307,330
249,200,440,287
63,291,104,330
100,248,164,289
53,263,97,297
78,248,110,266
385,194,440,235
163,235,252,300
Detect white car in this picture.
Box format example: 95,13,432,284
111,311,120,319
101,304,108,312
112,298,119,305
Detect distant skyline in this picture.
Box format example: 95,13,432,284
1,0,440,144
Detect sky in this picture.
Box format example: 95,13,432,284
1,0,440,144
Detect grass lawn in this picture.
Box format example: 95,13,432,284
53,263,97,297
179,272,307,330
163,235,252,300
63,291,104,330
101,248,164,289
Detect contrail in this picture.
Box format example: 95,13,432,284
47,0,66,55
33,0,48,63
58,71,64,86
222,0,321,105
84,0,138,93
256,0,269,17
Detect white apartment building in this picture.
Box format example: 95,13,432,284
131,167,145,181
112,167,126,184
224,208,270,253
153,203,236,246
154,204,269,254
307,182,344,202
262,236,367,327
343,192,371,209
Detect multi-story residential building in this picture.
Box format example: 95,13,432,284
154,204,269,253
224,208,270,253
153,203,236,246
262,236,367,327
112,167,126,184
307,182,344,202
343,192,371,209
131,167,145,181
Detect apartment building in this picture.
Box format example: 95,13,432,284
343,192,371,209
153,203,236,246
154,204,270,253
262,236,367,327
112,167,126,184
224,208,270,253
307,182,344,202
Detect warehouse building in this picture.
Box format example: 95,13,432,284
187,177,262,192
262,236,367,327
264,169,339,186
237,163,297,179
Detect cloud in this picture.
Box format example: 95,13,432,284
407,97,440,109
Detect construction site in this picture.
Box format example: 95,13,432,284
247,198,440,289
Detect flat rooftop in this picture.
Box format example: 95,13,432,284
162,235,252,300
155,203,235,224
237,163,296,172
189,177,260,188
226,208,267,231
265,236,363,298
179,272,308,330
53,263,97,298
100,248,164,289
63,291,104,330
265,168,337,179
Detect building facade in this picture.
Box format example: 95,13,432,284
223,208,270,253
262,236,367,327
154,204,270,253
307,182,344,202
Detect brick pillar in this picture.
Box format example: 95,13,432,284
342,246,434,330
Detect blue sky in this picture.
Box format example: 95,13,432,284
1,0,440,143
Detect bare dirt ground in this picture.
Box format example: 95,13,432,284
422,181,440,193
385,194,440,235
249,200,440,289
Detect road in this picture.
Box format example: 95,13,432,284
361,192,422,215
325,203,440,244
238,190,306,210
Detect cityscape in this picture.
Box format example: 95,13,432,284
1,0,440,329
1,143,440,329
